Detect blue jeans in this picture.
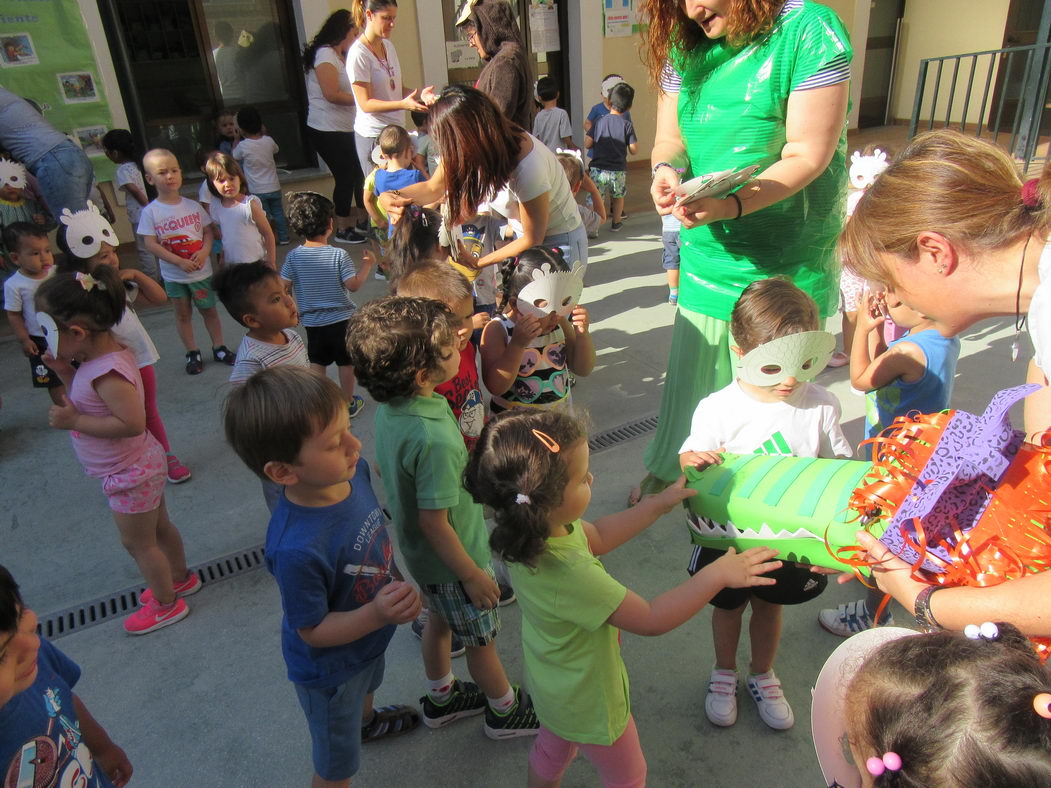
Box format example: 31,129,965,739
33,142,93,215
255,190,289,242
545,222,589,273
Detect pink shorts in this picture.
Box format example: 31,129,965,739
102,441,166,514
529,716,646,788
839,267,866,313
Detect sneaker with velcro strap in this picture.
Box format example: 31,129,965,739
818,598,894,638
483,686,540,740
420,679,486,728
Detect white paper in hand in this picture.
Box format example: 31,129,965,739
674,165,760,206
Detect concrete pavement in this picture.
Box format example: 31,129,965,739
0,212,1024,786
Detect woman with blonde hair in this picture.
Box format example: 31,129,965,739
840,129,1051,641
633,0,853,502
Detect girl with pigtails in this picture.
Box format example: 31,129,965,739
464,409,780,787
478,247,595,414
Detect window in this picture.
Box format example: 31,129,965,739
99,0,311,173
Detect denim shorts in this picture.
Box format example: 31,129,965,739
293,654,385,781
661,231,681,271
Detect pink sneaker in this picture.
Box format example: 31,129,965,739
140,572,201,606
124,597,189,635
827,351,849,368
166,454,192,484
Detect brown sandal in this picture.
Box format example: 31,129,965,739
361,704,419,743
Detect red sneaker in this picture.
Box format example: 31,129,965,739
140,572,201,606
124,597,188,635
166,454,192,484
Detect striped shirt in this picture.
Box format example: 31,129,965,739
229,329,309,385
659,0,850,94
280,244,357,327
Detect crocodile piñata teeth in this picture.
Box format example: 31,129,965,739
687,512,820,542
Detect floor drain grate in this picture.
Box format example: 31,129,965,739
38,543,267,640
589,414,659,453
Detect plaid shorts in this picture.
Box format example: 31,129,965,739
422,565,501,646
589,167,627,199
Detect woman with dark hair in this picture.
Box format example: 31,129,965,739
303,9,367,244
456,0,533,130
632,0,852,502
381,85,588,269
347,0,429,182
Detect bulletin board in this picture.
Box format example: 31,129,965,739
1,0,116,181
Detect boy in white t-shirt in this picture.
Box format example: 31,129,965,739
678,277,851,734
137,148,235,375
233,106,289,245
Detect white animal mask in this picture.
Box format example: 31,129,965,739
59,201,117,259
0,157,27,191
36,312,60,358
849,148,889,191
735,331,835,387
516,261,585,319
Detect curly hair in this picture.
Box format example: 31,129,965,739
846,623,1051,787
637,0,783,86
287,191,335,239
223,366,346,479
35,264,126,332
345,296,457,402
464,410,587,567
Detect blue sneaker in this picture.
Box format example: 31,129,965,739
818,599,894,638
348,395,365,419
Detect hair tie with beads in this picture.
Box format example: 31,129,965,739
866,752,902,777
1022,178,1041,210
964,622,1000,641
1034,693,1051,719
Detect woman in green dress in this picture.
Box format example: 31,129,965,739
633,0,853,500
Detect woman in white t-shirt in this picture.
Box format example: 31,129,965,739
347,0,429,179
838,130,1051,639
381,85,589,270
303,9,367,244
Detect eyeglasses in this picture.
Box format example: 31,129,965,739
462,27,479,45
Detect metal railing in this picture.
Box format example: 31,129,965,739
909,41,1051,173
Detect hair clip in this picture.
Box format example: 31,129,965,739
75,272,104,291
515,493,531,505
964,622,1000,641
1033,693,1051,719
866,753,902,777
531,429,560,453
1021,178,1041,210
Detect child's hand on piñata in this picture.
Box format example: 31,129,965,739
679,450,723,471
649,474,698,514
715,546,782,589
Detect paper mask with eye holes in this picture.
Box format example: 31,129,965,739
735,330,835,387
0,158,27,191
515,262,585,320
36,312,60,358
59,201,117,260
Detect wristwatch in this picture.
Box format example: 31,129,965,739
652,161,684,178
913,585,944,632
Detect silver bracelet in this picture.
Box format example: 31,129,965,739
913,585,944,632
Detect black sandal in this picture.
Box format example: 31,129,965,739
361,704,419,743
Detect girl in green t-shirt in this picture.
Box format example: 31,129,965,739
465,409,781,786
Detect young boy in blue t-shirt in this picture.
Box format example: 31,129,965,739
585,82,637,231
224,366,421,787
0,564,132,787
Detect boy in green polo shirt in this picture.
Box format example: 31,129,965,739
346,296,540,740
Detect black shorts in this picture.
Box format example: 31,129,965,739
305,320,352,367
28,335,62,389
687,544,827,609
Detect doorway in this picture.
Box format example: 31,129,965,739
858,0,906,128
989,0,1051,147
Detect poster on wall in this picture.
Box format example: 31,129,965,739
1,2,115,180
604,0,635,38
528,3,560,53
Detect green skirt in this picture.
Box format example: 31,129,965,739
642,307,736,486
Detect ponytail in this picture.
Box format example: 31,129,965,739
464,410,587,568
35,265,126,331
352,0,396,31
388,204,441,283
